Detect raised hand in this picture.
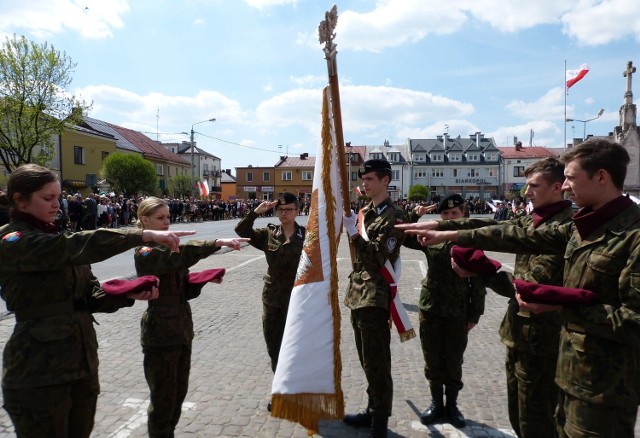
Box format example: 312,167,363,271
255,200,278,215
216,237,251,250
142,230,197,252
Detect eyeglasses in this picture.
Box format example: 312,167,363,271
276,207,297,214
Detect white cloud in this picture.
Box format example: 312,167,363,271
0,0,129,39
289,74,325,87
243,0,298,10
561,0,640,46
505,87,567,121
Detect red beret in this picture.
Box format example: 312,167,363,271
513,279,598,305
102,275,159,296
451,245,502,275
187,268,226,285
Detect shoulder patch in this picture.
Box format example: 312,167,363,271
2,231,21,243
137,246,152,256
386,237,397,253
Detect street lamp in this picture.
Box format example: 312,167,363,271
190,118,216,196
566,108,604,141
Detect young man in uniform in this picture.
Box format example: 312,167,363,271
422,158,572,437
341,159,406,438
398,139,640,437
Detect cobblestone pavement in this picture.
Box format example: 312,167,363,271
0,225,637,437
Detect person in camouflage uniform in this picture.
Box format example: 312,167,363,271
0,164,192,438
399,139,640,437
403,194,487,429
431,158,572,437
135,197,247,438
341,159,406,438
234,192,305,407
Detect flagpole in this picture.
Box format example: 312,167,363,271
564,60,567,150
320,5,355,265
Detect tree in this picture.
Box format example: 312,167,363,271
101,153,158,196
408,184,430,202
168,173,192,198
0,35,90,173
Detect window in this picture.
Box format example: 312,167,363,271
430,153,443,162
349,153,358,162
391,170,399,180
452,169,460,177
485,153,498,161
282,171,292,181
351,171,358,181
414,169,428,178
370,153,384,160
156,164,164,176
263,172,270,182
73,146,85,165
467,153,480,161
432,169,444,178
514,166,525,177
247,172,253,182
467,168,479,177
487,168,497,177
449,153,461,161
101,151,109,161
413,153,426,162
388,152,399,162
168,166,172,177
302,171,312,181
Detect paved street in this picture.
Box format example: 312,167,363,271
0,215,637,437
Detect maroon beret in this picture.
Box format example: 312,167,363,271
102,275,159,296
187,268,226,285
513,279,598,305
451,245,502,275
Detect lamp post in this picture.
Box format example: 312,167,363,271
190,118,216,196
566,108,604,141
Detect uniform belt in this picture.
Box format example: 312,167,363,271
565,322,585,333
149,295,186,306
13,298,89,322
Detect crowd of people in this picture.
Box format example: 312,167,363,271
1,138,638,438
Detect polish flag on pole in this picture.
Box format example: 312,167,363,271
566,64,589,90
354,186,363,197
197,180,209,197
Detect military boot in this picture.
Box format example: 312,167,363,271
420,385,445,425
369,416,388,438
445,387,466,428
343,410,372,427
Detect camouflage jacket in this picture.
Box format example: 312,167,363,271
0,220,143,389
458,203,640,408
344,198,406,311
134,240,220,347
439,205,573,357
235,211,305,309
404,236,486,323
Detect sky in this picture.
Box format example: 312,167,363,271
1,0,640,172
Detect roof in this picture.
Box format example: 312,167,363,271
82,116,141,153
497,146,556,159
274,156,316,168
108,123,189,164
220,172,236,183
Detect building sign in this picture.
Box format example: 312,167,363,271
262,186,274,192
62,179,87,188
388,185,396,190
244,186,256,192
454,178,492,185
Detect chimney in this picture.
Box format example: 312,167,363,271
225,169,231,176
299,153,309,159
515,141,523,151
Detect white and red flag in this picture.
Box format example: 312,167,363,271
270,86,344,433
197,180,209,197
566,63,589,90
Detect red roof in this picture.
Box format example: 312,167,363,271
274,156,316,168
108,123,188,165
497,146,556,159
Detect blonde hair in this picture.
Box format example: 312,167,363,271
136,197,168,229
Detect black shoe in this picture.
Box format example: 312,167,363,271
420,402,445,425
446,404,466,428
343,411,372,427
267,401,272,412
369,416,388,438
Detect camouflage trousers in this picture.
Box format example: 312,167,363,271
263,304,288,373
2,375,99,438
505,347,558,438
143,344,192,438
556,390,637,437
350,307,393,418
419,310,467,391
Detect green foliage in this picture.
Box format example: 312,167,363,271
408,184,430,201
169,173,192,198
0,35,91,173
101,153,157,196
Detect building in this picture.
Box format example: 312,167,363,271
220,169,237,201
162,141,223,199
613,61,640,195
408,132,501,200
235,165,275,201
367,140,411,201
497,141,557,198
273,154,315,201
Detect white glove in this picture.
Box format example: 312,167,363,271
343,211,358,237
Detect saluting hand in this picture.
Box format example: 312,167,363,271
254,200,278,215
142,230,197,253
216,237,251,250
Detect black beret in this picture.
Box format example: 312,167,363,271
277,192,298,205
358,159,392,178
437,194,464,213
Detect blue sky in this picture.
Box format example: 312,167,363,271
1,0,640,172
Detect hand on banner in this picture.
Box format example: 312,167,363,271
343,211,358,237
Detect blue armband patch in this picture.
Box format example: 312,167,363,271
2,231,21,242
